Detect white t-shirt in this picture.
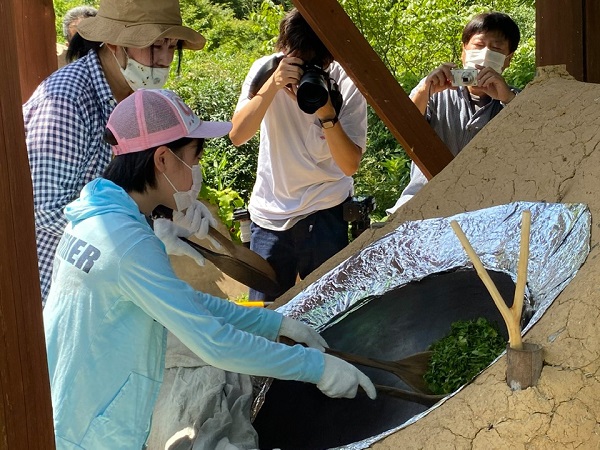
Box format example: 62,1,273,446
235,54,367,231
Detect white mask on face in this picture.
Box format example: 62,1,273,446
464,48,506,73
117,49,170,90
162,151,203,212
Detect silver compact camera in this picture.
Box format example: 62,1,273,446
450,68,478,86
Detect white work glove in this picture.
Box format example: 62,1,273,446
153,217,205,267
172,199,217,241
317,353,377,400
278,316,328,352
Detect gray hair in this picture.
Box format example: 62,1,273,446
62,5,98,41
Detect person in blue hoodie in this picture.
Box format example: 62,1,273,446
43,89,376,450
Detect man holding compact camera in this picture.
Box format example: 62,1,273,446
387,12,520,214
230,8,367,301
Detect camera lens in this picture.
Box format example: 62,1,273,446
297,70,329,114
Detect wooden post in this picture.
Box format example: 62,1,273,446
12,0,58,103
0,0,55,448
506,343,544,390
536,1,584,80
536,0,600,83
292,0,454,179
585,1,600,84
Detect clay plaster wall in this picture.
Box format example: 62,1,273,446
276,66,600,448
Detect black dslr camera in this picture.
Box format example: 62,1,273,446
248,55,343,115
343,196,376,239
295,62,342,114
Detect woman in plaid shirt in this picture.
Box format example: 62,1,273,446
23,0,206,304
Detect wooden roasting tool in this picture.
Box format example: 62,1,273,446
280,337,433,395
180,226,281,297
325,347,433,394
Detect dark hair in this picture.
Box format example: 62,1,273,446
66,33,102,62
275,8,333,67
66,35,184,72
102,129,204,193
462,12,520,54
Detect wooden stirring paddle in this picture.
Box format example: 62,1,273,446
372,384,446,407
325,347,433,394
279,336,432,394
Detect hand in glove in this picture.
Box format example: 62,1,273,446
317,353,377,400
278,316,328,352
153,217,205,267
173,200,217,240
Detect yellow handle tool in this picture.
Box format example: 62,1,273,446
233,301,274,308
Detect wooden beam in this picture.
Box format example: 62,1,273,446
292,0,453,179
0,0,55,448
13,0,57,103
585,0,600,83
536,1,585,81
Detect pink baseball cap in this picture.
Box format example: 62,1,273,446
107,89,232,155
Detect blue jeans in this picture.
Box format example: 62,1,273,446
249,201,349,301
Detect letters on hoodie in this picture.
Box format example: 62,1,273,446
56,232,101,273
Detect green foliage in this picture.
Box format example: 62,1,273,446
354,107,411,219
247,1,287,54
231,292,250,302
204,0,290,20
199,184,246,242
178,0,283,55
424,317,507,395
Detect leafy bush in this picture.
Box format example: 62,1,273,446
200,184,246,242
354,107,411,219
424,317,507,395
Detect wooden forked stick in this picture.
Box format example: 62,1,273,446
450,210,531,350
512,210,531,336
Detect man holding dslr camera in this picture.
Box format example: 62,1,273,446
387,12,520,214
230,8,367,301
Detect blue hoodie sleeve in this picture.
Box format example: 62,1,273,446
192,292,283,341
117,235,324,384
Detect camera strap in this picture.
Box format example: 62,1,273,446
248,55,283,99
328,78,344,116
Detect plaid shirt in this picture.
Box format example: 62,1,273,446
23,50,116,304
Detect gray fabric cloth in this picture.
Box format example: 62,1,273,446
386,80,518,214
147,332,259,450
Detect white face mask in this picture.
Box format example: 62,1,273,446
464,48,506,73
117,49,170,90
163,151,203,212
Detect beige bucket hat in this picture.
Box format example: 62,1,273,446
77,0,205,50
